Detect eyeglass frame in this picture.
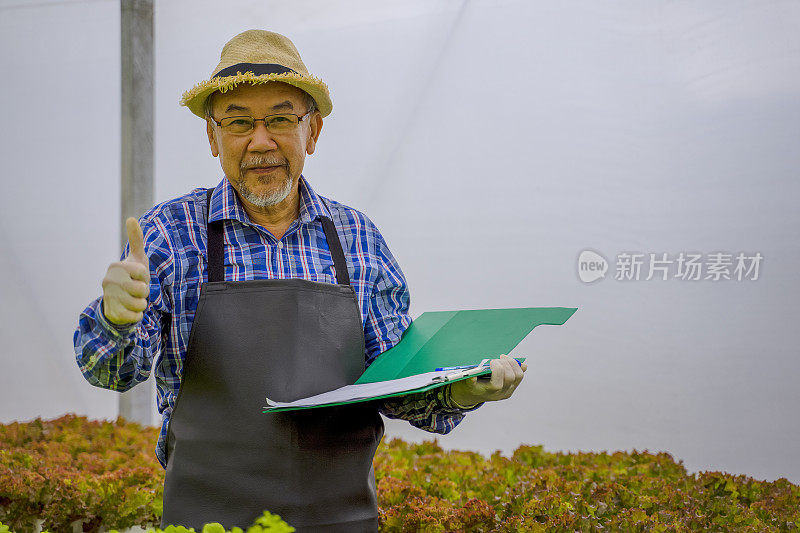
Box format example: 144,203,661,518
209,108,316,135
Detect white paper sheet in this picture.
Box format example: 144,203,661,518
264,367,491,411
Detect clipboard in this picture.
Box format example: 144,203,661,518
263,307,577,413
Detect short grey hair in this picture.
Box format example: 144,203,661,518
204,87,317,118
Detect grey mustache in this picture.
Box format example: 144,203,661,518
241,157,287,169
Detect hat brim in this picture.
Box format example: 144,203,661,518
180,71,332,118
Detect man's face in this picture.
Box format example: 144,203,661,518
205,82,322,208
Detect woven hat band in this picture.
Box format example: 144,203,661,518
213,63,297,79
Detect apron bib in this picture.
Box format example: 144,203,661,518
161,188,384,532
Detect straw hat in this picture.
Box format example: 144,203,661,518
180,29,332,118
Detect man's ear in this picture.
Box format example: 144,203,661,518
206,119,219,157
306,112,323,155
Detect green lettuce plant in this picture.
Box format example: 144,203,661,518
2,416,799,532
110,510,295,533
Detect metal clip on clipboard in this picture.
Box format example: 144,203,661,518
431,359,492,383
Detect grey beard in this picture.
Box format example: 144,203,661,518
237,157,293,207
238,173,293,207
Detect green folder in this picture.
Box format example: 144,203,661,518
263,307,577,412
355,307,577,384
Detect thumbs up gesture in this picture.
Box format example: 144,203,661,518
101,217,151,326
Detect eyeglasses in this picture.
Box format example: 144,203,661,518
211,108,315,135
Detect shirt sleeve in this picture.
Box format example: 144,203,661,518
362,220,483,432
73,214,174,392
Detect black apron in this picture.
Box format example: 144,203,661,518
161,188,384,532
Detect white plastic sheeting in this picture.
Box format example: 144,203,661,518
1,0,798,483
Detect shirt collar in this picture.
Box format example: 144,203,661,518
297,175,331,223
208,175,331,225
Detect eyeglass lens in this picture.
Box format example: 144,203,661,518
220,114,299,134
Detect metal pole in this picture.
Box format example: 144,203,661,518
119,0,154,426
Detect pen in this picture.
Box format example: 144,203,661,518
435,358,525,372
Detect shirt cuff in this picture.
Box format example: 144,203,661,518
95,297,138,342
437,383,484,413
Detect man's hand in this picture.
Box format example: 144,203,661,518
449,354,527,409
101,217,151,326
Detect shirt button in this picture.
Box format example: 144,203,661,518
277,241,283,249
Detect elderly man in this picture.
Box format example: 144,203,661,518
74,30,526,532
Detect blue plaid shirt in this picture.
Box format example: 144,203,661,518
74,176,478,468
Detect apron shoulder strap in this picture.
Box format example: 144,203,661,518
205,187,351,287
320,216,351,287
206,188,225,283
